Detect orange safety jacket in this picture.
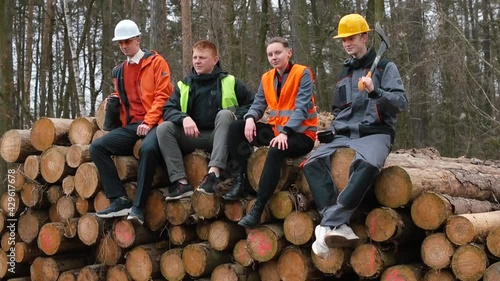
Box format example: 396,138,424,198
261,64,318,141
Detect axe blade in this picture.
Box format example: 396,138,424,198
375,22,390,49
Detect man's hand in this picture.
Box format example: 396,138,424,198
137,124,151,136
183,117,200,138
244,118,257,142
270,133,288,150
358,76,374,93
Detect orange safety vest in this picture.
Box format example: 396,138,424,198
261,64,318,141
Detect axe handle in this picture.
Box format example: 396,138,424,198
358,54,381,92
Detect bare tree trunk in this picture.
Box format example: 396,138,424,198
150,0,168,58
62,0,85,116
181,0,192,77
40,0,55,117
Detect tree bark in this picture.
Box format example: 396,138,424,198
66,144,91,168
269,190,309,220
160,248,185,281
169,224,197,246
283,210,319,246
208,220,246,251
96,234,122,266
246,224,285,262
56,196,77,220
484,261,500,281
144,189,168,231
77,213,106,246
14,242,44,263
30,118,73,151
47,185,63,204
277,246,320,281
423,269,456,281
125,242,168,281
311,247,352,275
37,222,86,255
20,181,49,208
411,191,500,230
40,145,75,183
24,155,43,181
376,152,500,208
184,150,209,187
30,256,87,281
445,211,500,246
180,0,192,77
74,162,101,198
77,264,108,281
1,129,39,163
451,244,488,281
181,242,232,278
192,189,222,219
233,239,253,267
365,207,423,243
62,175,76,195
211,263,259,281
486,226,500,258
106,264,132,281
112,219,158,248
68,117,98,145
247,147,303,192
381,264,425,281
113,156,138,181
421,233,455,270
165,197,193,226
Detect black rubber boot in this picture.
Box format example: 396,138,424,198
238,200,265,229
223,172,246,200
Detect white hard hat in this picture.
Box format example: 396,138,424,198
112,19,141,41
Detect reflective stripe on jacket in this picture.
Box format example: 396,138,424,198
177,75,238,113
261,64,318,141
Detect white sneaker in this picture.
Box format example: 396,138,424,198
324,224,359,248
311,225,330,258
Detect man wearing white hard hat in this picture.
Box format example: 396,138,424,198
91,19,174,225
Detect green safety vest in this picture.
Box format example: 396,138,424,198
177,75,238,113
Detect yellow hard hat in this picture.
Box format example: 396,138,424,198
333,14,371,39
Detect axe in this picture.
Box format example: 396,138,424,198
358,22,390,92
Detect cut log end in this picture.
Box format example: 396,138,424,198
311,247,349,274
445,215,475,246
233,239,253,267
451,244,488,281
411,191,452,230
113,219,136,248
350,244,385,278
486,226,500,258
192,189,221,219
247,225,284,262
160,248,185,281
423,269,456,281
374,166,413,208
483,262,500,281
421,233,455,270
2,130,37,163
283,211,315,246
381,264,424,281
365,207,399,242
77,213,101,246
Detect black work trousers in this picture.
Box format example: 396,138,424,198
227,120,314,205
89,123,163,209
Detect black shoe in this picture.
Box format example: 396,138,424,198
165,181,193,201
223,172,246,200
238,201,265,229
96,197,132,218
196,172,220,194
127,206,144,225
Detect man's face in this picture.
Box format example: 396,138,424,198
118,37,141,57
192,48,219,75
266,42,292,71
341,33,368,58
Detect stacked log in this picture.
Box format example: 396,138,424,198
1,113,500,280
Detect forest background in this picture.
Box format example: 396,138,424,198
0,0,499,179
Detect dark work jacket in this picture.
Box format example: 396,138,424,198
162,64,254,130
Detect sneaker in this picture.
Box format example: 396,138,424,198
324,224,360,248
127,206,144,225
165,181,193,201
196,172,219,194
311,225,330,258
96,197,132,218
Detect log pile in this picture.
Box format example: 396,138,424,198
1,110,500,280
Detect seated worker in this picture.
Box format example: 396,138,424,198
304,14,408,257
223,37,318,229
156,40,254,200
91,19,174,225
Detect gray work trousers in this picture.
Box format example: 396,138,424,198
303,134,391,227
156,110,235,183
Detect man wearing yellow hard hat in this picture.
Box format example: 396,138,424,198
303,13,408,257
